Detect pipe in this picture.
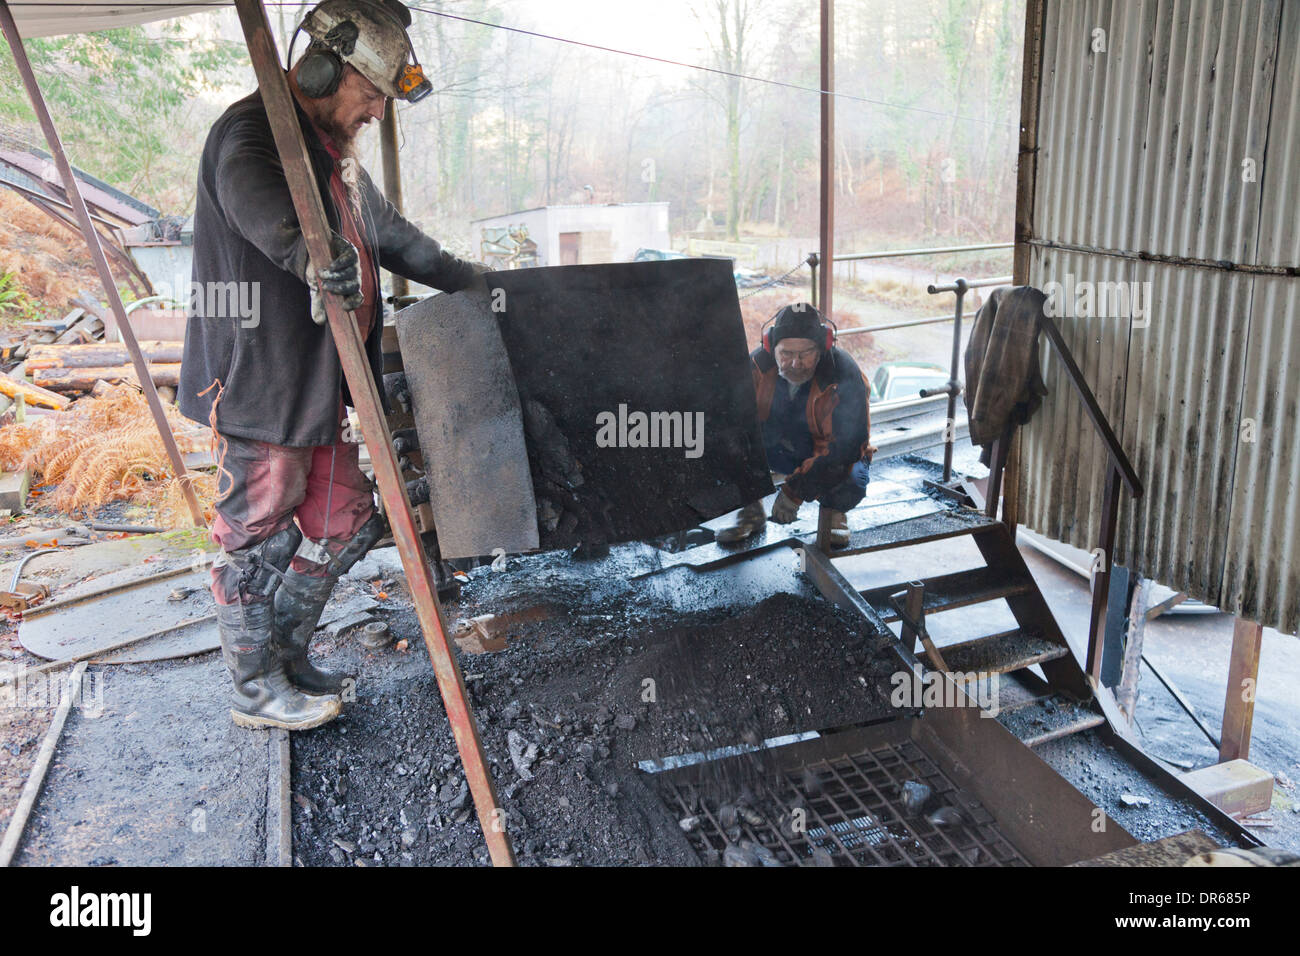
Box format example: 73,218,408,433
834,242,1013,262
817,0,834,319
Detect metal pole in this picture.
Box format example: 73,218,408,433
1086,463,1121,685
231,0,514,866
1014,0,1046,285
833,242,1014,263
922,277,967,483
0,1,205,529
378,109,409,301
818,0,834,319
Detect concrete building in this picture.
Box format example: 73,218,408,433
470,202,670,268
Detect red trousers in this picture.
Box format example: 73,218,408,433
210,420,375,605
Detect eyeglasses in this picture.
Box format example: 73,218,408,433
776,346,819,363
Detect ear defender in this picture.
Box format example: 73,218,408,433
296,44,344,98
761,309,835,354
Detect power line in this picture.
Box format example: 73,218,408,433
406,4,1015,128
8,2,1016,129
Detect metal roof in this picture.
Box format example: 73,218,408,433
4,2,217,38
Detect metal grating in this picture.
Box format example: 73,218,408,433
659,738,1027,867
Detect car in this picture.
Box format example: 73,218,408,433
871,362,950,402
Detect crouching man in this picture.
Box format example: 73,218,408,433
718,303,873,548
181,0,485,731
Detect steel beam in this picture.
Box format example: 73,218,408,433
1013,0,1045,285
0,0,204,528
818,0,834,319
231,0,513,866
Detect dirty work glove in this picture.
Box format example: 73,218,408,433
770,489,801,524
305,233,365,325
463,260,493,294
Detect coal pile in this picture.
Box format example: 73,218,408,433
290,587,903,867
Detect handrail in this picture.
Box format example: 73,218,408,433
923,276,1145,687
834,242,1013,262
1034,311,1143,497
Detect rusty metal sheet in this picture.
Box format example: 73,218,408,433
394,290,539,559
19,565,217,663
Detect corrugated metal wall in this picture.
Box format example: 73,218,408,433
1018,0,1300,632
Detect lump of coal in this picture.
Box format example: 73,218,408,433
901,780,932,816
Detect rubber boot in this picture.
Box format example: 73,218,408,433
272,569,353,697
273,513,386,696
217,601,341,731
717,501,767,544
827,509,850,549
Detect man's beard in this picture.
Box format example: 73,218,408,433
332,136,365,224
779,366,814,386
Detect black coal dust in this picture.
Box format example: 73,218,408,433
290,585,902,866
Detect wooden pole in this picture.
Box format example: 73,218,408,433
1220,618,1263,762
378,109,409,300
231,0,513,866
0,1,205,529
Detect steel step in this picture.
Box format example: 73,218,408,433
968,669,1053,714
995,694,1105,747
860,565,1034,622
936,629,1070,677
830,508,1001,557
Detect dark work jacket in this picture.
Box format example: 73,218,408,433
180,87,476,446
750,345,875,504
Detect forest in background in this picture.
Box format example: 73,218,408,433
0,0,1024,268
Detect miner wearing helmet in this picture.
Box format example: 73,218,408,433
180,0,480,731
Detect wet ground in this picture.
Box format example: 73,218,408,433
14,655,274,866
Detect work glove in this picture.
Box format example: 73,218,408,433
305,233,365,325
463,260,493,294
770,488,801,524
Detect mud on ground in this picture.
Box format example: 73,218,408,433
291,574,902,867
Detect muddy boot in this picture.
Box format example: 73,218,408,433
272,568,353,697
273,514,386,696
827,509,850,549
217,602,341,731
717,501,767,544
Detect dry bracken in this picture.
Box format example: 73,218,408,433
0,384,215,526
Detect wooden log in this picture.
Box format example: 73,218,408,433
0,371,70,409
33,363,181,391
27,340,184,369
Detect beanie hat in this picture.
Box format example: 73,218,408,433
769,303,827,350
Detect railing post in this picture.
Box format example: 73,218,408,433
922,277,968,485
1086,461,1122,685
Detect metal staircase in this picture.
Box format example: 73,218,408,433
808,283,1144,751
836,507,1104,748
